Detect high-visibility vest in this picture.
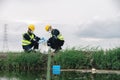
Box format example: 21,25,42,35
22,33,34,46
50,34,64,40
57,34,64,40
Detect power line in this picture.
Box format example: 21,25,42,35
3,24,9,52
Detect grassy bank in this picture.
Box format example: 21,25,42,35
0,47,120,70
0,52,47,70
53,47,120,70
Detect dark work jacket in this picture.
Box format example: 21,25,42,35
47,29,64,49
23,33,35,41
23,32,40,43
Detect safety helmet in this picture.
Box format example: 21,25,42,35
45,24,51,31
28,24,35,31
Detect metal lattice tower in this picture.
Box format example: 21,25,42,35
3,24,9,52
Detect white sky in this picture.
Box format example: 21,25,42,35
0,0,120,51
0,0,119,24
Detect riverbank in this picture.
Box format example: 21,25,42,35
0,47,120,70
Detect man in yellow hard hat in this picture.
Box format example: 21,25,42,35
45,24,64,53
22,24,40,52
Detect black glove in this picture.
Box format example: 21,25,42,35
47,42,51,46
31,39,35,43
51,35,57,41
35,37,40,42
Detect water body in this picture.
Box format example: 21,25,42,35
0,71,120,80
0,71,46,80
52,72,120,80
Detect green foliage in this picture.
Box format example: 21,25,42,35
53,49,91,69
105,48,120,70
0,52,47,70
0,47,120,70
92,49,105,69
53,47,120,70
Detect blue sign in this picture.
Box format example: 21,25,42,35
52,65,61,75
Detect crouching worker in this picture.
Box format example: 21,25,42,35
22,24,40,52
45,24,64,53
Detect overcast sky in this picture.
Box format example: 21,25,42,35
0,0,119,24
0,0,120,51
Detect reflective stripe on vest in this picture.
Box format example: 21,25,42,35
22,33,34,46
57,34,64,40
50,34,64,40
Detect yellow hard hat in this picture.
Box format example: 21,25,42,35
28,24,35,31
45,24,51,31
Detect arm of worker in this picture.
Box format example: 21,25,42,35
23,33,31,41
47,38,52,46
35,36,40,42
34,35,47,43
23,33,38,43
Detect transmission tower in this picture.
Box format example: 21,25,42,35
3,24,9,52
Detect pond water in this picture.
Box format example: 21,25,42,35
0,71,120,80
52,72,120,80
0,70,46,80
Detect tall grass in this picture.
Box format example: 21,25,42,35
0,47,120,70
53,48,91,69
53,47,120,70
0,52,47,70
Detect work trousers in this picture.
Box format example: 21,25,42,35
22,41,39,52
47,37,64,50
